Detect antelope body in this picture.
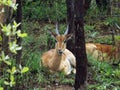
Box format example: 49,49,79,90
86,43,119,62
41,24,76,75
85,43,102,60
95,43,115,56
95,43,117,61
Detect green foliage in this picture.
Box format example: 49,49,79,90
0,36,2,41
0,87,3,90
103,17,116,26
0,51,11,65
84,24,99,42
0,0,17,10
21,67,29,74
1,21,27,38
88,55,120,90
0,1,29,90
0,21,28,89
1,21,27,54
22,0,66,21
115,36,120,41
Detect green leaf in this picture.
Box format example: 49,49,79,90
0,36,2,41
19,64,22,70
0,57,2,61
15,46,22,51
17,30,27,38
7,0,11,5
115,36,120,41
3,60,11,65
105,22,109,25
0,87,3,90
1,24,11,36
11,66,16,74
7,69,11,73
21,67,29,73
9,41,22,54
10,81,15,87
1,52,11,65
5,55,9,60
4,81,10,85
13,21,21,28
12,4,18,10
10,75,14,82
1,51,5,61
19,33,28,38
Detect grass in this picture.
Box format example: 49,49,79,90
88,55,120,90
20,20,120,90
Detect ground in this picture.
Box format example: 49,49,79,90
42,85,73,90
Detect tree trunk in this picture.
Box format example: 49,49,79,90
74,0,88,90
16,0,22,65
66,0,75,54
0,0,16,55
66,0,91,53
0,5,10,55
0,1,16,76
84,0,91,15
14,0,22,89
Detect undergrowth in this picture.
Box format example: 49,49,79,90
88,55,120,90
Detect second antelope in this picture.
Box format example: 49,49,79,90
86,43,120,63
41,23,76,75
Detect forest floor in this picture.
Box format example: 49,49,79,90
42,85,73,90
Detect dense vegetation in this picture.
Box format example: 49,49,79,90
0,0,29,90
22,0,67,21
0,0,120,90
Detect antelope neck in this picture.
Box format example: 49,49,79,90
50,49,63,70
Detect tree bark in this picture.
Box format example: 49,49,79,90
66,0,91,53
84,0,91,15
16,0,22,65
15,0,22,89
0,5,10,55
66,0,75,54
74,0,88,90
0,0,16,76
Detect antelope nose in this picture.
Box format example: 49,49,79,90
58,49,63,54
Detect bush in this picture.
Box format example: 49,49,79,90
22,0,67,21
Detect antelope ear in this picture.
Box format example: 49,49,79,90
48,31,57,38
51,32,57,38
48,31,58,41
66,34,73,40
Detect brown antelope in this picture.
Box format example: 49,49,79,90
86,43,119,63
41,23,76,75
95,43,117,62
85,43,103,60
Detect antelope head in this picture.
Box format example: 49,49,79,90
50,23,72,55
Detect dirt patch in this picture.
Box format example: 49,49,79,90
42,85,74,90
